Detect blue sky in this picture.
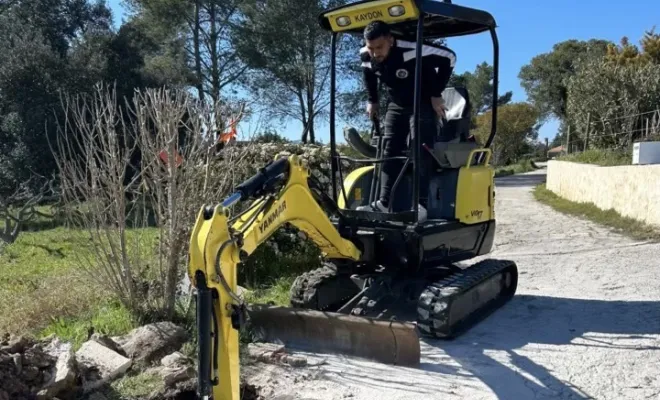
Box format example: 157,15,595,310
106,0,659,143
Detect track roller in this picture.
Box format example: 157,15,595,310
417,259,518,339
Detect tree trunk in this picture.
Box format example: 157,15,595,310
210,1,220,105
307,85,315,144
193,0,204,102
298,90,308,143
307,28,316,143
308,119,315,144
164,139,178,318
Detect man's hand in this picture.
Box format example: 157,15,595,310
431,96,447,119
367,102,379,120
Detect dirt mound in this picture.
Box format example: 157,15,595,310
0,334,76,400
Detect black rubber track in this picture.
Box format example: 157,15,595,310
289,263,361,311
416,258,518,339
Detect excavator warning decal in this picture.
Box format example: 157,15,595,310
259,201,287,234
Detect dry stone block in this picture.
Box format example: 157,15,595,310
119,322,187,365
159,366,195,387
160,352,188,368
40,338,77,398
75,340,132,392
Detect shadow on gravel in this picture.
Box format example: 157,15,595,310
420,294,660,399
319,294,660,398
495,173,547,188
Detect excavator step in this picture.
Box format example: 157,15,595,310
246,305,421,366
417,258,518,339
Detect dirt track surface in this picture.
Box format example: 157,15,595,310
244,167,660,400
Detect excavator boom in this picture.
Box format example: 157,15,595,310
188,154,420,400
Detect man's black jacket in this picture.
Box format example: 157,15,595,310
361,39,456,109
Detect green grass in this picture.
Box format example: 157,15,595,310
106,370,164,400
557,148,632,166
243,276,295,306
494,159,538,177
39,300,137,350
0,226,158,340
533,184,660,241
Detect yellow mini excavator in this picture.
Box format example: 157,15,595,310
187,0,519,398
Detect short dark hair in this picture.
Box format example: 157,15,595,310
363,21,391,40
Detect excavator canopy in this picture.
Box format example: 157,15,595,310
318,0,496,39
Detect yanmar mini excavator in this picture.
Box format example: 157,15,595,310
188,0,519,398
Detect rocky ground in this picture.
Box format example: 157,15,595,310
242,167,660,400
0,322,197,400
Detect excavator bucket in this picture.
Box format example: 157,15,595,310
247,305,421,366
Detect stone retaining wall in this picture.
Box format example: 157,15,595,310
546,160,660,228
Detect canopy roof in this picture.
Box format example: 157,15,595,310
319,0,496,40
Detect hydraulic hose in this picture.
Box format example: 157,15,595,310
195,271,212,399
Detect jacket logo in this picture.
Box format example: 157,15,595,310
396,69,409,79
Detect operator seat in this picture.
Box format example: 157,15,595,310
431,87,480,169
437,86,472,143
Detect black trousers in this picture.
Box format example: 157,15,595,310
378,102,438,208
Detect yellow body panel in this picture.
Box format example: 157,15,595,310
324,0,419,32
233,156,361,259
455,149,494,224
188,206,240,400
338,165,374,209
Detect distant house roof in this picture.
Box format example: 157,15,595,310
548,145,565,154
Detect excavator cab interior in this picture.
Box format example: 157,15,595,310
187,1,519,399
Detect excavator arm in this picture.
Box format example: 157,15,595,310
188,154,364,400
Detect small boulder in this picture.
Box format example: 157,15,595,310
160,352,188,368
247,343,308,368
119,322,187,365
23,347,53,369
159,366,195,387
40,338,77,398
75,340,132,393
91,333,127,358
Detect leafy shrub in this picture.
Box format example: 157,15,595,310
558,148,631,166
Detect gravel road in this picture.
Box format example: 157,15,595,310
244,167,660,400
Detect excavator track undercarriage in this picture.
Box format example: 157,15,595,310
285,258,518,341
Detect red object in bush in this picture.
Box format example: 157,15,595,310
159,149,183,167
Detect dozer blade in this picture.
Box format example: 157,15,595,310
246,305,421,366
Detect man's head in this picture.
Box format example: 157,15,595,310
363,21,394,63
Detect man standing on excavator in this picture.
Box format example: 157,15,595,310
355,20,456,222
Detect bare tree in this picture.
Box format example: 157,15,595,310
134,89,248,317
0,177,55,245
52,82,260,319
52,83,148,314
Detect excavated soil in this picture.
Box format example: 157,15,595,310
243,167,660,400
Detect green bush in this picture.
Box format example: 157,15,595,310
494,158,538,177
558,148,631,166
